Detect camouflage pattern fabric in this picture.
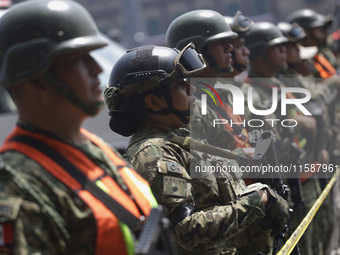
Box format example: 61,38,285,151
243,71,330,255
189,99,245,154
240,75,285,142
310,46,340,79
318,46,340,70
278,68,332,144
280,67,335,255
189,78,251,152
0,124,130,255
124,125,288,255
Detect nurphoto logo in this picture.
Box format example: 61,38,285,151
196,82,312,128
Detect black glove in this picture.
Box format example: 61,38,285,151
260,188,289,236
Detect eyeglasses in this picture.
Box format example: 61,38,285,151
173,42,207,77
232,11,254,32
287,24,306,42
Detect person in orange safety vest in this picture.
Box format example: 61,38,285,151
0,1,158,255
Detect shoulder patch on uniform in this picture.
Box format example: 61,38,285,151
0,197,23,221
163,175,188,198
157,159,191,179
0,207,11,218
166,162,183,175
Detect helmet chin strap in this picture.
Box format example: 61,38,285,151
43,71,104,116
287,62,301,69
144,85,192,125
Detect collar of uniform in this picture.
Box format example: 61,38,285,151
279,67,299,78
16,120,90,149
128,125,191,148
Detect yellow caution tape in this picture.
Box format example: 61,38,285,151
277,170,340,255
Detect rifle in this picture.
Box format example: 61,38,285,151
168,132,294,254
135,205,177,255
254,130,300,255
277,126,305,223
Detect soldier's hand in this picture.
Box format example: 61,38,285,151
262,188,289,236
242,147,255,159
257,189,268,207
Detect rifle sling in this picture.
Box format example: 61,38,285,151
9,135,141,231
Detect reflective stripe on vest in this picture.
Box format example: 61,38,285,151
313,54,336,78
0,127,157,255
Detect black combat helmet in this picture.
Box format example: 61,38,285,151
104,43,207,136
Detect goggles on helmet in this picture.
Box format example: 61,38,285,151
105,42,207,111
113,42,206,96
173,42,207,76
231,11,254,33
287,24,306,42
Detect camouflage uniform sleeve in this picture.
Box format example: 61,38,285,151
129,142,266,251
190,99,237,150
172,192,265,251
0,163,69,255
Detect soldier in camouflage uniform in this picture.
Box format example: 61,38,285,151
166,10,254,158
286,9,340,81
276,22,333,152
104,43,290,255
244,21,331,255
0,1,157,254
223,11,252,80
286,8,340,148
278,21,339,255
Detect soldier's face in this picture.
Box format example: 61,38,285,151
284,42,301,64
167,79,196,124
266,44,287,67
231,37,250,68
310,26,327,45
51,50,104,111
207,39,233,69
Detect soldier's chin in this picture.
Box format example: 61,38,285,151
187,115,194,122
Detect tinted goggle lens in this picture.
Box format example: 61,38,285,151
289,26,305,39
174,42,207,76
179,46,205,71
237,15,252,29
